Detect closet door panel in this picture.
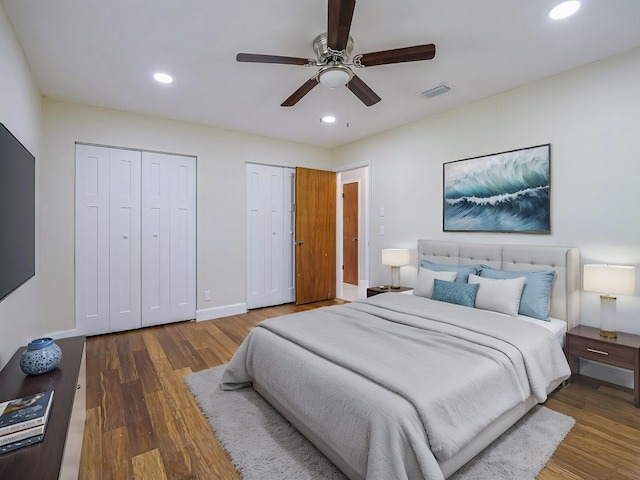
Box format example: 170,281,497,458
75,145,110,335
266,169,284,303
245,164,294,309
141,153,171,326
109,149,142,332
246,164,285,309
169,159,196,321
141,152,196,327
246,166,266,308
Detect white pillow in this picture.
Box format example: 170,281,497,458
468,274,526,316
414,268,457,298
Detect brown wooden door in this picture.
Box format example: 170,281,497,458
342,182,358,285
295,167,336,304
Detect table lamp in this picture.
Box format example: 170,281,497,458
583,264,636,338
381,248,410,289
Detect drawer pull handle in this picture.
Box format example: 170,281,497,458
587,348,609,356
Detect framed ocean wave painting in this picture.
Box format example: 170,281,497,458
443,144,550,233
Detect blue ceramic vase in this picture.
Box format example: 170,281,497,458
20,338,62,375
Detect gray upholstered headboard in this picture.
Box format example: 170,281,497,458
417,240,581,329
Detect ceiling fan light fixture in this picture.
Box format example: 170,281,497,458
317,65,353,89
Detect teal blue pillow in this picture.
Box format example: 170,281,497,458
420,260,483,283
431,279,479,307
479,267,555,320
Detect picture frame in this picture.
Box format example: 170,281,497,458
443,144,550,233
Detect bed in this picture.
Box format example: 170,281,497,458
222,240,580,479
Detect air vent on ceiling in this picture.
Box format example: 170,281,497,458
419,83,452,99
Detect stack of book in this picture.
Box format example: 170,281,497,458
0,391,54,454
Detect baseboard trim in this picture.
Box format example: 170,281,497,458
196,303,247,322
48,328,81,340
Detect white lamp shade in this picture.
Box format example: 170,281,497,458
583,264,636,296
318,67,351,88
381,249,410,267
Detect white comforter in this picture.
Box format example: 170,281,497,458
222,293,571,480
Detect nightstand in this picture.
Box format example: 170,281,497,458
566,325,640,407
366,286,412,297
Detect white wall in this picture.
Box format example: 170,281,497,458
0,3,43,367
39,99,332,333
333,48,640,339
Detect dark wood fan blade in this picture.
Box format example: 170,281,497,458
281,78,319,107
357,44,436,67
236,53,312,66
347,75,381,107
327,0,356,51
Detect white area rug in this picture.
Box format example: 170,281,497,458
185,365,574,480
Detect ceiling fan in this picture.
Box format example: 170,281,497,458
236,0,436,107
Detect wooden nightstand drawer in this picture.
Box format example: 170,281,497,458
566,325,640,407
569,335,635,369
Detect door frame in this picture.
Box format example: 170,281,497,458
336,162,370,300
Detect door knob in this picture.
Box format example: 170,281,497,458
297,241,304,246
353,237,358,242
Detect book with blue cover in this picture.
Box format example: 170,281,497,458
0,391,54,437
0,433,45,454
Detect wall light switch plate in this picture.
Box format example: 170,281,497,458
204,290,211,301
379,226,385,236
380,207,385,217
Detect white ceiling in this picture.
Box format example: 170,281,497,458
3,0,640,148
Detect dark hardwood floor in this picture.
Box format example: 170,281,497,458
78,301,640,479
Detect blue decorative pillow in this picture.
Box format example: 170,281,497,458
431,279,479,308
479,267,556,320
420,260,483,283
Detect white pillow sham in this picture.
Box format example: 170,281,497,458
414,268,457,298
468,274,526,316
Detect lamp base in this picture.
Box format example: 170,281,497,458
599,329,617,339
599,295,618,339
390,266,401,289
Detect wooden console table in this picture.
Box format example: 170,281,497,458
0,336,86,479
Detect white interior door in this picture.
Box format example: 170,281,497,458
246,164,294,309
76,145,196,335
141,152,196,327
75,144,111,335
109,148,142,332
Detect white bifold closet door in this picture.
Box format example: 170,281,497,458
141,152,196,327
246,164,295,309
75,144,196,336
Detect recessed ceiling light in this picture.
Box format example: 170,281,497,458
549,1,580,20
153,72,173,84
320,115,336,123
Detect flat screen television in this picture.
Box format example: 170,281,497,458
0,123,35,302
